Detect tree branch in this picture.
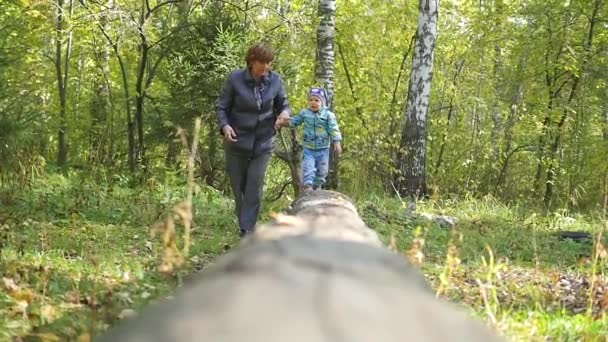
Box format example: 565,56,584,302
551,73,574,98
336,41,368,129
150,0,183,14
270,181,292,202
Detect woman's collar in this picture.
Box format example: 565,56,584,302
245,67,269,84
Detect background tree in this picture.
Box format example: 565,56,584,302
394,0,440,198
315,0,338,189
0,0,606,211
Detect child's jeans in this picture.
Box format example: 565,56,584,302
302,147,329,188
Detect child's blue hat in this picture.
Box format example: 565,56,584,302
309,87,327,107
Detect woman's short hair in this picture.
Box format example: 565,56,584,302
245,42,274,66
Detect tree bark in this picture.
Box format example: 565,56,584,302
135,0,149,170
315,0,336,108
487,0,506,188
604,104,608,142
493,76,525,195
54,0,74,168
394,0,439,198
604,83,608,140
534,14,563,197
90,19,111,165
95,190,504,342
315,0,338,189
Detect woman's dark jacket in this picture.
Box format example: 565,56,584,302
216,68,291,156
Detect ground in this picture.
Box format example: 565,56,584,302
0,173,606,341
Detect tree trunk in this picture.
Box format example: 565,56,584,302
486,45,503,193
119,54,137,174
493,80,525,195
315,0,336,108
604,105,608,141
494,52,527,195
394,0,439,198
135,0,149,171
604,79,608,141
198,128,219,187
54,0,74,168
96,189,504,342
315,0,338,189
544,80,579,207
90,32,111,165
486,0,506,192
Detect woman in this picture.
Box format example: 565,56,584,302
216,42,291,237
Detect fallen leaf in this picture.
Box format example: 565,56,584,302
40,305,58,323
65,290,81,304
77,333,91,342
11,289,35,303
85,294,99,308
2,277,19,292
597,292,608,313
14,300,28,315
388,233,397,252
118,308,137,320
32,332,61,341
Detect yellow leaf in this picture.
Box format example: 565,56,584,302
11,289,35,303
2,277,19,292
32,333,61,342
65,290,81,304
15,300,28,314
77,333,91,342
40,305,58,323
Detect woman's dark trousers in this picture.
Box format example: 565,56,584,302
225,151,271,236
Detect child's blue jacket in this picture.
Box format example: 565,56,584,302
290,107,342,150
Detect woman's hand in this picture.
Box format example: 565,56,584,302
222,125,237,142
333,142,342,155
275,111,290,130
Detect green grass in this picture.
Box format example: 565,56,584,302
0,172,239,341
357,195,608,341
1,173,607,341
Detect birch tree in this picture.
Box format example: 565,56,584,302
315,0,338,188
394,0,439,198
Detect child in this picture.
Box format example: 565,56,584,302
286,87,342,192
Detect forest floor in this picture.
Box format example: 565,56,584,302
0,173,607,341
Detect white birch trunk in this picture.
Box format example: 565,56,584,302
395,0,439,198
315,0,339,189
315,0,336,107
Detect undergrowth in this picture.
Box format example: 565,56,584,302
0,172,238,341
358,194,608,341
0,172,606,341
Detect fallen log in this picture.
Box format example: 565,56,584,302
95,190,504,342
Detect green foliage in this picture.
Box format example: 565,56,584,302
0,167,606,340
0,173,238,340
0,0,605,211
358,194,608,340
0,1,607,338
